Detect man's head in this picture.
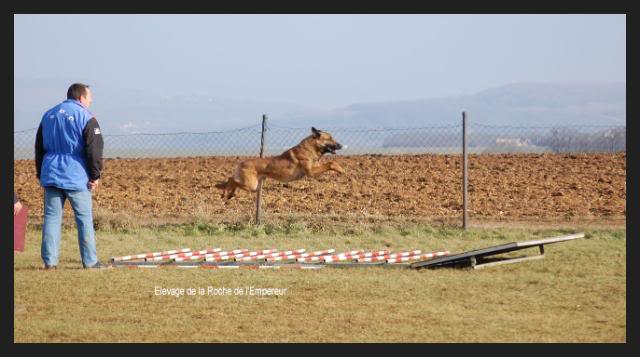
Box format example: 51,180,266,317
67,83,93,108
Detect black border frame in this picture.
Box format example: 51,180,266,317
3,1,634,351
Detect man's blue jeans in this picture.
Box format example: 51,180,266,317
42,186,98,268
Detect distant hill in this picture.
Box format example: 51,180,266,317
13,77,314,134
272,82,626,128
14,79,625,134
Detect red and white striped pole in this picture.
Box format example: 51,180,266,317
266,250,311,262
111,248,191,262
293,249,335,259
203,249,279,262
322,250,390,262
386,251,449,263
236,249,306,262
296,249,361,263
116,264,325,270
148,248,247,262
355,250,423,262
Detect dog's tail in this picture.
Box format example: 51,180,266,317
215,177,239,200
215,179,229,190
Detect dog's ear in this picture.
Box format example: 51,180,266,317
311,127,321,138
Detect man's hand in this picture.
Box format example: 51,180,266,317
14,201,23,216
88,179,100,191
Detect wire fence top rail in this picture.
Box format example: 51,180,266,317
14,122,625,135
470,122,626,129
14,121,626,160
267,123,463,132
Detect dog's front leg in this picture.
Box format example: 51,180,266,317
327,161,345,174
301,160,345,178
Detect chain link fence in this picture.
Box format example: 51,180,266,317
13,121,625,160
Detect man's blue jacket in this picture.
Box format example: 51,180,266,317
35,99,104,191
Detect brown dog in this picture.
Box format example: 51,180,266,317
215,127,345,199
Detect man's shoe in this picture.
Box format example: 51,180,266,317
44,265,57,270
85,261,112,269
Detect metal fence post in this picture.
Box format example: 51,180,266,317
462,112,468,230
255,114,267,225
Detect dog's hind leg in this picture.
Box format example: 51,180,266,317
215,180,228,199
218,167,261,200
233,167,260,193
223,176,256,200
226,179,239,199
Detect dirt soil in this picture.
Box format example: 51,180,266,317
14,153,626,223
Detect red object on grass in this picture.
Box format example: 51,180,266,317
14,206,28,252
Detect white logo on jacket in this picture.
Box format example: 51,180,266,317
94,128,101,135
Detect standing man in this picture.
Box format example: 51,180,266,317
35,83,107,269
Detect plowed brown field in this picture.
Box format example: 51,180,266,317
14,153,625,224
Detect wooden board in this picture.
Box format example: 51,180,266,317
410,233,584,270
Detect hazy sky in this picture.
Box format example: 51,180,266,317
14,14,625,109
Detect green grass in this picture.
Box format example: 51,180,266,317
14,223,626,342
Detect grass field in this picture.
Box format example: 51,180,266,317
14,221,626,342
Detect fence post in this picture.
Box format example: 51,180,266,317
255,114,267,225
462,111,468,230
